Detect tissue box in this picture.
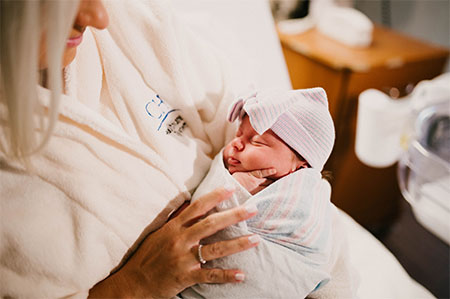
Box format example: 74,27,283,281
317,7,373,48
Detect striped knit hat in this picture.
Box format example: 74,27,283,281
228,88,335,171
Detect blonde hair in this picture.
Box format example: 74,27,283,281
0,0,79,161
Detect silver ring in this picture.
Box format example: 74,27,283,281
198,244,207,264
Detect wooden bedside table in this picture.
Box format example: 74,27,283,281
278,25,449,232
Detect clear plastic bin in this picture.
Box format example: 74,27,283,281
398,101,450,245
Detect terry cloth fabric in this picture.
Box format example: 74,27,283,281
181,150,332,299
228,88,335,171
0,0,238,297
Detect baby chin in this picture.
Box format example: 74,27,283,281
223,156,236,173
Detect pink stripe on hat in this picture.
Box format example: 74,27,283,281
227,88,335,170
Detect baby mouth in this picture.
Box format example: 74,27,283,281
227,157,241,165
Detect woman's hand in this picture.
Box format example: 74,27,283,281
89,187,260,298
232,168,277,195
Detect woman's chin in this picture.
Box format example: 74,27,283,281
62,47,77,67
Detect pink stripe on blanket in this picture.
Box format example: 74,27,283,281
300,185,329,247
252,177,294,230
264,175,302,231
280,181,323,245
251,191,283,230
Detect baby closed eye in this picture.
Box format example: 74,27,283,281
251,137,268,146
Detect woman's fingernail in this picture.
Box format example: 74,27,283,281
244,203,258,214
248,235,261,244
235,273,245,281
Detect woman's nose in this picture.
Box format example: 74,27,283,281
231,138,244,151
75,0,109,30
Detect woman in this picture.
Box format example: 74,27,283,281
0,0,267,297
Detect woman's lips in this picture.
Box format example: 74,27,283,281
66,34,83,48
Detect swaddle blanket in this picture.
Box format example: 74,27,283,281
181,151,332,299
0,0,237,297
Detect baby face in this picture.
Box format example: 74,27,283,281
223,115,304,178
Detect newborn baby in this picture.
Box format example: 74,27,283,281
223,113,309,195
181,87,336,299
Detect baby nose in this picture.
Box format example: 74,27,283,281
231,138,244,151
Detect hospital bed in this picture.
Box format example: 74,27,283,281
172,0,435,297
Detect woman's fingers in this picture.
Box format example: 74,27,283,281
199,234,261,262
185,204,258,242
176,187,234,225
193,268,246,284
188,235,262,284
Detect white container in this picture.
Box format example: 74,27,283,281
355,89,411,168
398,101,450,245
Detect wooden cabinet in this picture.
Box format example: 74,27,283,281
278,25,449,232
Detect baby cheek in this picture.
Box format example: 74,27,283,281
273,156,296,175
246,149,271,169
224,142,234,155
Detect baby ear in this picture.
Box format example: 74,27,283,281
293,159,309,171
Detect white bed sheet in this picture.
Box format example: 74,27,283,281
339,209,433,298
172,0,434,297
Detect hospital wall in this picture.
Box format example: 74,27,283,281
355,0,450,72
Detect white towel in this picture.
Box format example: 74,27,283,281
181,151,333,298
0,0,237,297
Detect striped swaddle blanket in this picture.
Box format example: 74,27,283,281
246,166,332,267
183,151,332,298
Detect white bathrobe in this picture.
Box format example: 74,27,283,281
0,0,237,297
